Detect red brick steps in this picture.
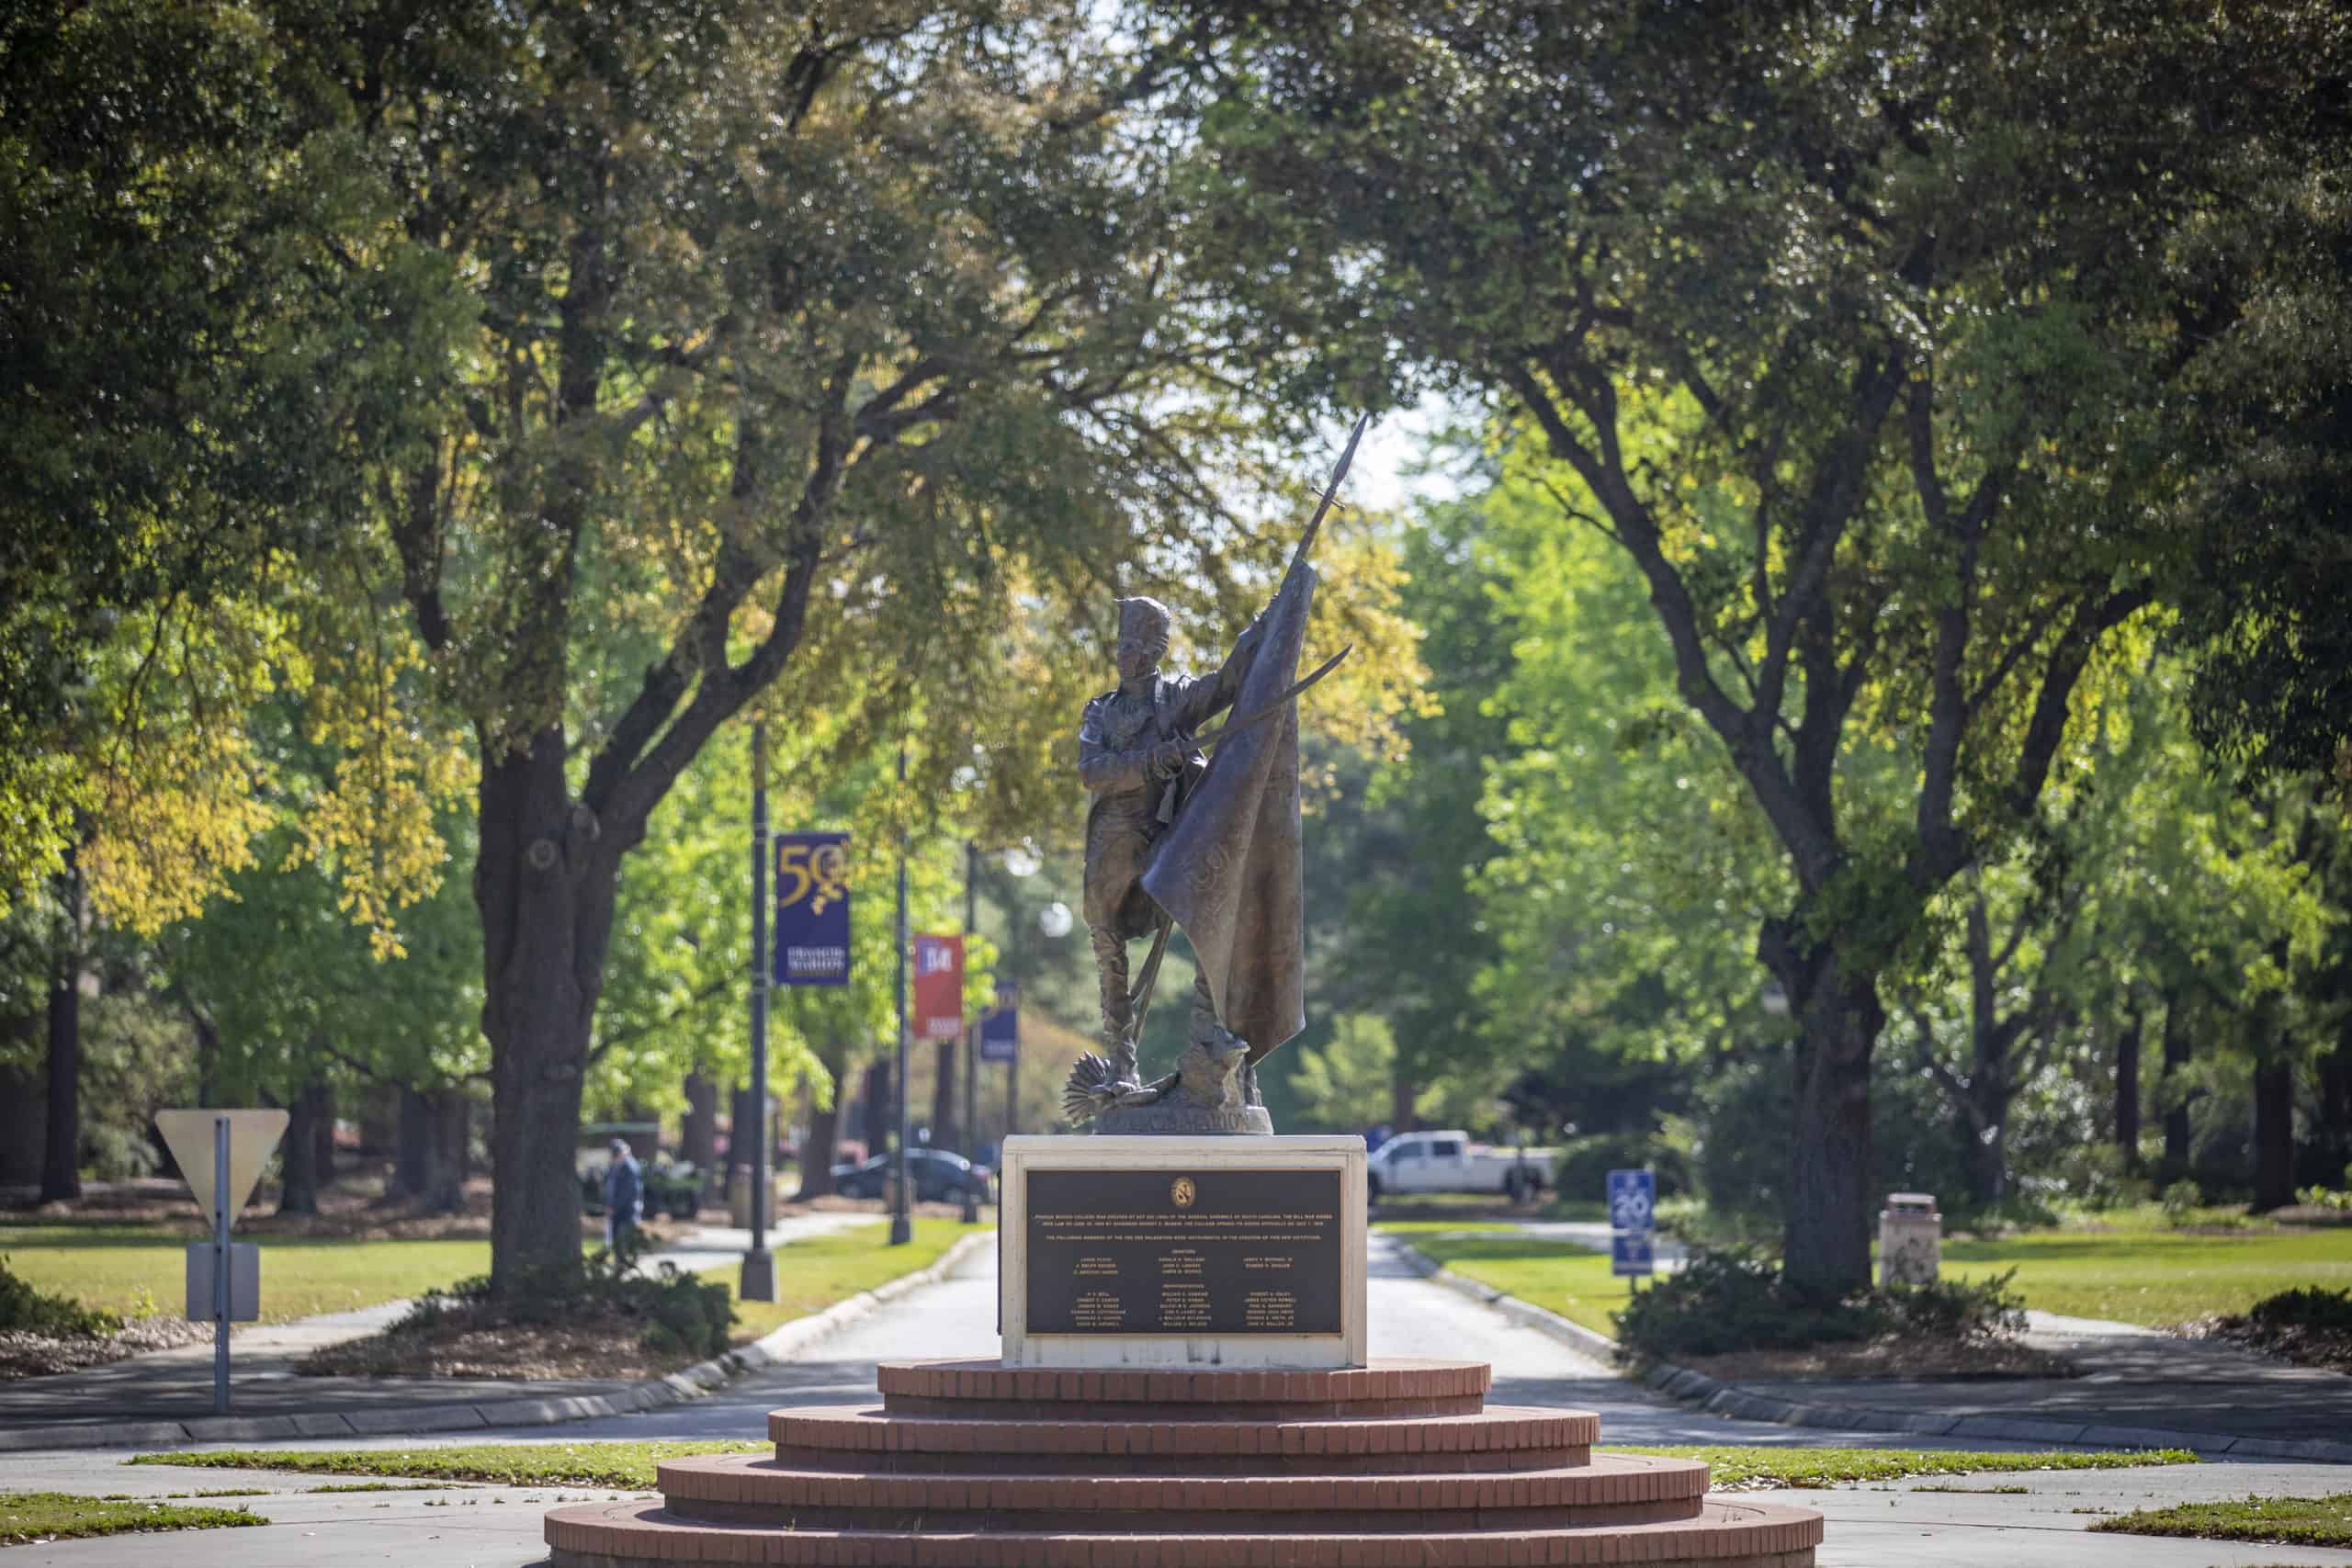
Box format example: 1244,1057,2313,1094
544,1358,1821,1566
767,1404,1597,1473
544,1497,1823,1565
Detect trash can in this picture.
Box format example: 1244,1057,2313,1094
727,1167,780,1230
1878,1192,1942,1286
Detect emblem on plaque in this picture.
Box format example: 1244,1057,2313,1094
1170,1176,1196,1209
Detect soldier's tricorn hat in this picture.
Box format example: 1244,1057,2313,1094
1115,595,1173,650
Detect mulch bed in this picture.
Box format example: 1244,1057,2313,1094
2185,1314,2352,1376
298,1312,680,1382
0,1316,216,1381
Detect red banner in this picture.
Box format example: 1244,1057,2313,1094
912,933,965,1042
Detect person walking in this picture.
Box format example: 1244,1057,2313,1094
604,1136,642,1257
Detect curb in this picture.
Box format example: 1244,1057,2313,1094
1386,1236,2352,1466
0,1228,990,1455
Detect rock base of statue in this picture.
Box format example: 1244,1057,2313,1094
543,1357,1825,1565
1093,1100,1272,1134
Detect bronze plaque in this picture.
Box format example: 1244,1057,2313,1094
1024,1167,1342,1336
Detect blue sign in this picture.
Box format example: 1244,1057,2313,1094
1611,1231,1656,1278
978,982,1019,1063
773,832,850,987
1607,1168,1656,1234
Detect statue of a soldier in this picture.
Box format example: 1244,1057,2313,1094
1062,416,1363,1134
1072,595,1267,1126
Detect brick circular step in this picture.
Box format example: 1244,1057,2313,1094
546,1495,1824,1566
875,1357,1491,1419
656,1450,1709,1532
765,1403,1600,1474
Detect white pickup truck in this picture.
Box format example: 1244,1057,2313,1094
1364,1130,1558,1204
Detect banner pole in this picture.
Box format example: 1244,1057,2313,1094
741,719,777,1301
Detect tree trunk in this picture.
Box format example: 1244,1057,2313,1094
863,1060,891,1158
40,926,83,1204
396,1085,431,1199
2161,995,2193,1173
683,1071,718,1190
797,1053,842,1200
1,1010,44,1189
1389,1069,1416,1136
312,1077,337,1187
278,1075,328,1215
423,1089,467,1213
1959,1079,2008,1211
2318,1038,2352,1184
1772,932,1882,1299
476,727,619,1291
725,1085,756,1188
931,1039,956,1153
2252,1059,2297,1213
2115,1006,2143,1175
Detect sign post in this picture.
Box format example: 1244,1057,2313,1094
154,1108,287,1414
1607,1167,1657,1283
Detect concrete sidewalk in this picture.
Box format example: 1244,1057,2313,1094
0,1215,949,1452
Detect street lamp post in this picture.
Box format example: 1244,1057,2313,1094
960,840,980,1224
741,719,776,1301
890,743,912,1247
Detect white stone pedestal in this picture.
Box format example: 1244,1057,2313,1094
998,1134,1367,1369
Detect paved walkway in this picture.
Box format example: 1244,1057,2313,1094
4,1236,2350,1567
0,1215,872,1449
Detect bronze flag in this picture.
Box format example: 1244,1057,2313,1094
1141,558,1315,1062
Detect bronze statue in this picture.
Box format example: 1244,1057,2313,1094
1063,417,1365,1134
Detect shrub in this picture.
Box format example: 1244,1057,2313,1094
1612,1247,2026,1362
0,1257,120,1339
391,1235,733,1362
2245,1287,2352,1333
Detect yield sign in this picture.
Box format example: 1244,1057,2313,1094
154,1110,289,1222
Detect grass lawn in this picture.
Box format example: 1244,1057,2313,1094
134,1440,2190,1493
1379,1226,1628,1338
1943,1226,2352,1327
1384,1215,2352,1336
710,1217,977,1345
0,1226,491,1323
0,1492,265,1545
133,1440,763,1489
2089,1492,2352,1547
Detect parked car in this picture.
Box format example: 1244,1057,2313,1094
831,1148,992,1204
1363,1131,1558,1204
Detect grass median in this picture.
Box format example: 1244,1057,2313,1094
134,1439,2193,1492
0,1491,265,1545
1377,1225,1628,1338
710,1216,973,1345
2089,1491,2352,1547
